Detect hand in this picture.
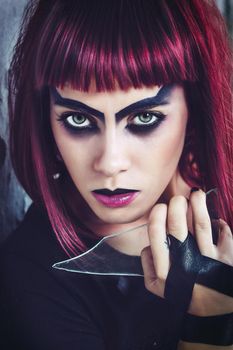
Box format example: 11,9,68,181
141,189,233,316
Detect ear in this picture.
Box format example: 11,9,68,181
159,168,191,204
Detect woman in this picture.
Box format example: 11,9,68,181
0,0,232,349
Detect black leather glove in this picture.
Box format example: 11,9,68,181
164,233,233,345
181,312,233,346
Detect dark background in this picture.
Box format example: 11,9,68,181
0,0,232,241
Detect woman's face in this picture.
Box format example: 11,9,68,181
50,84,189,228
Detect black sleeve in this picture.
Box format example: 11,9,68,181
0,253,106,350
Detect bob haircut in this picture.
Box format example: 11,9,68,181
9,0,233,256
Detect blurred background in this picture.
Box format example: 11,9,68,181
0,0,233,241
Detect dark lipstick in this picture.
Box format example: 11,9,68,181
92,188,139,207
93,188,138,196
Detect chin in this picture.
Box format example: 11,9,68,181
93,207,150,225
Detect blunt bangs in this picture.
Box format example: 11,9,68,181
35,0,202,92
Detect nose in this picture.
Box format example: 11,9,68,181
93,131,131,177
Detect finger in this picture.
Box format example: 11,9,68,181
217,219,233,265
141,245,167,298
148,203,170,284
189,189,214,257
141,246,157,291
187,200,194,235
167,195,188,242
218,218,233,241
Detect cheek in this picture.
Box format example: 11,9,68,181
51,126,93,180
60,141,91,169
141,117,187,177
161,109,187,159
59,141,93,189
164,127,186,161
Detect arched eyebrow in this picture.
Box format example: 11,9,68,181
50,84,174,122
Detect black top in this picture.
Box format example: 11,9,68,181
0,204,183,350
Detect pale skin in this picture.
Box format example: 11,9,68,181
50,83,233,349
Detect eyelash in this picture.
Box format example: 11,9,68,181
56,110,166,135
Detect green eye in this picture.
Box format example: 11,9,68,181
73,115,86,124
57,111,99,134
66,114,91,127
126,111,166,134
133,113,158,125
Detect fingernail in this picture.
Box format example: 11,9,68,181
206,187,220,221
190,187,200,193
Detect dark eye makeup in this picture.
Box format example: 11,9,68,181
56,111,99,134
56,109,167,136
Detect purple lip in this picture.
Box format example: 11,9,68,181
92,190,139,208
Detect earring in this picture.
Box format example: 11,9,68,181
52,152,63,180
53,172,61,180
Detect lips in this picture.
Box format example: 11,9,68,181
93,188,137,196
92,188,139,208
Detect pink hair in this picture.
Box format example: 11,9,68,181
9,0,233,256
